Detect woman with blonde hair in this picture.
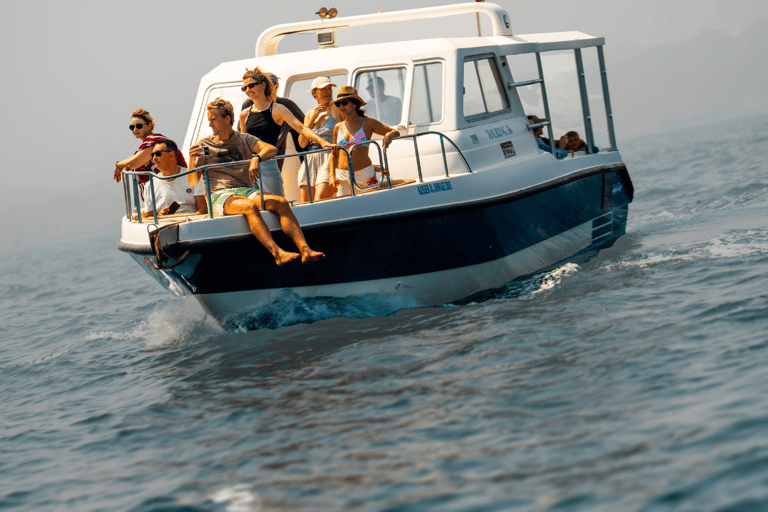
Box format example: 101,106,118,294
239,67,332,196
114,109,189,200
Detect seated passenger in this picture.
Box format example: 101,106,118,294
190,98,324,265
142,139,205,218
298,76,339,202
557,130,599,156
527,115,567,159
329,86,400,197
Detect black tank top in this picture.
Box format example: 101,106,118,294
245,102,281,146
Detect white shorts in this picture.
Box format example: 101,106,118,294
298,151,330,187
336,165,377,196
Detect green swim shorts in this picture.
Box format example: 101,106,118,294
209,187,262,217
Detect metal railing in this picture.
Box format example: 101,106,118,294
386,131,472,182
121,131,470,222
511,45,618,156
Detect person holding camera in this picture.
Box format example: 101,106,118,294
190,98,324,266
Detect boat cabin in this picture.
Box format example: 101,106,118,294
125,2,620,221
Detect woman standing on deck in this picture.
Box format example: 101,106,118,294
298,77,339,202
113,109,189,200
329,86,399,197
238,68,332,197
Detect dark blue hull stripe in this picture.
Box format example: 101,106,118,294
124,167,631,296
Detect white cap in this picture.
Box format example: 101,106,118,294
309,76,337,92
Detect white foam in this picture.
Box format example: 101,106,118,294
209,484,263,512
85,297,222,347
531,263,581,295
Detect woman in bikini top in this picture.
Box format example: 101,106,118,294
329,85,400,191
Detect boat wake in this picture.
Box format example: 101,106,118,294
222,290,422,332
85,297,222,347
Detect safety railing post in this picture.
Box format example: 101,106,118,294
203,169,213,218
132,176,142,224
440,136,449,177
148,176,158,224
412,137,424,182
597,45,618,151
303,157,313,203
535,52,555,156
574,48,595,154
123,173,131,219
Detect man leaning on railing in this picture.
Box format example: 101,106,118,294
189,98,324,266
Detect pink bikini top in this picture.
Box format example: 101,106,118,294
337,121,368,147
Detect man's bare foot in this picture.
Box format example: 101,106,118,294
275,249,300,266
301,247,325,264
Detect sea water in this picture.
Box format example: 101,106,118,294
2,114,768,511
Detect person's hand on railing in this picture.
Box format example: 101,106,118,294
114,162,125,182
381,129,400,150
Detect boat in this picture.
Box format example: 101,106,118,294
118,2,634,327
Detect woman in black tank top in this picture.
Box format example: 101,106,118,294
244,103,281,146
238,67,331,153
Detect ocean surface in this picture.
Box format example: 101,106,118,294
3,114,768,511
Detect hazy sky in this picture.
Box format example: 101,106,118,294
0,0,765,242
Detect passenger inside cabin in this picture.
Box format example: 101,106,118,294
242,72,307,174
299,76,340,202
190,98,324,265
362,77,402,128
141,140,205,218
527,115,567,159
557,130,599,156
329,86,400,197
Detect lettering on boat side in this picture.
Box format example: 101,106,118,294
501,141,516,158
417,181,453,196
485,125,513,139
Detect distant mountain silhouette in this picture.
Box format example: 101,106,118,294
604,16,768,136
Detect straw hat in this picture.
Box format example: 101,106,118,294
332,85,366,106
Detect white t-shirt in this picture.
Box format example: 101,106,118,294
142,168,204,214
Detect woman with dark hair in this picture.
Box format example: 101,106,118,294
238,67,331,196
329,86,399,197
114,109,189,200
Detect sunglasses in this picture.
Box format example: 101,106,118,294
151,149,173,158
129,123,145,131
338,99,354,106
241,80,262,91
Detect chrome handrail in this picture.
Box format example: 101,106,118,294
121,132,470,223
391,131,472,182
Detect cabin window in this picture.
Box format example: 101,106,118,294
409,61,444,126
284,72,349,114
463,56,509,121
354,68,406,127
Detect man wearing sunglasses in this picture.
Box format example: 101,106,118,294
141,140,205,219
189,98,324,266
